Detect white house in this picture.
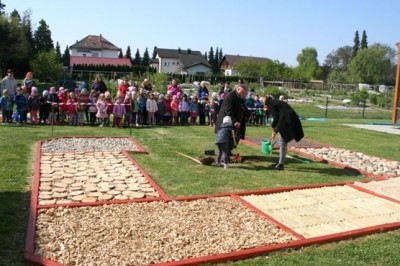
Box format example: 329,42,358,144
69,35,131,67
151,48,212,75
219,54,270,76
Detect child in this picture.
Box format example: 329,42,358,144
14,87,27,124
76,94,87,125
179,94,190,125
189,95,199,125
123,92,132,127
112,96,126,128
146,93,158,125
96,93,108,127
47,87,59,125
163,94,172,125
66,92,77,125
27,87,40,125
0,89,12,124
105,91,114,127
135,93,145,126
215,116,234,169
156,94,165,125
39,90,51,124
88,89,98,126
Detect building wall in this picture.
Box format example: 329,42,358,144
185,64,212,75
70,49,118,58
157,57,181,73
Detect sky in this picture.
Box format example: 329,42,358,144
3,0,400,67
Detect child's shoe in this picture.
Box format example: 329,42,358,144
223,163,228,169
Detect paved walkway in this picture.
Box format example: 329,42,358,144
343,124,400,135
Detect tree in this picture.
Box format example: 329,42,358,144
0,1,5,15
347,46,391,84
118,49,123,58
207,47,214,67
152,46,157,59
55,42,62,63
361,30,368,49
142,47,150,67
30,50,63,81
352,30,360,58
294,47,321,81
204,51,208,61
234,59,262,78
219,48,223,63
133,49,141,66
0,13,30,74
125,46,132,60
261,60,293,80
324,46,352,71
33,19,53,54
62,45,70,67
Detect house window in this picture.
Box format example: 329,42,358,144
172,62,175,65
177,62,179,65
92,52,99,58
164,62,167,66
82,54,86,57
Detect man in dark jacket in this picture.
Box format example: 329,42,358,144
264,95,304,170
215,84,248,150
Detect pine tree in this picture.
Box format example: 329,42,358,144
118,49,123,58
219,48,223,62
142,47,150,67
62,46,70,67
55,42,62,63
152,46,157,59
361,30,368,49
125,46,132,59
208,47,214,66
133,49,141,66
33,19,54,54
352,30,360,58
204,52,208,61
0,1,5,14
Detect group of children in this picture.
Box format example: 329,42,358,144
0,86,225,128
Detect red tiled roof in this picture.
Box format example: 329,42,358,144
70,35,120,50
70,56,132,67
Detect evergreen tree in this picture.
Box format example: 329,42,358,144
352,30,360,58
118,49,123,58
55,42,62,63
361,30,368,49
208,47,214,67
219,48,223,62
62,45,70,67
125,46,132,59
204,51,208,61
10,9,21,21
152,46,157,59
142,47,150,67
0,1,5,15
215,47,219,66
33,19,54,54
133,48,141,66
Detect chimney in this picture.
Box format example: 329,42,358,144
188,48,191,54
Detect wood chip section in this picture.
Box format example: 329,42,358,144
34,198,295,265
241,185,400,238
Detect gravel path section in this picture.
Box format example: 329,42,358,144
354,179,400,201
39,151,159,205
293,147,400,178
34,197,295,266
41,137,141,153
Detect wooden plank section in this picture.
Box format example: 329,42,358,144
241,185,400,238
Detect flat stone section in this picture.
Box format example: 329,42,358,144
354,178,400,201
241,185,400,238
38,151,159,205
34,197,295,266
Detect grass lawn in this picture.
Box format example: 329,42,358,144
1,115,400,265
